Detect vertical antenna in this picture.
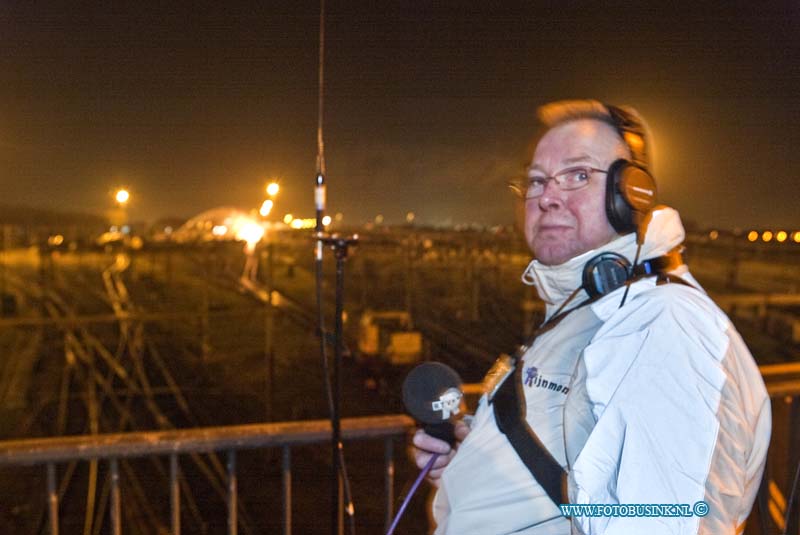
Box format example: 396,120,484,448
316,0,326,177
313,2,356,534
315,0,327,246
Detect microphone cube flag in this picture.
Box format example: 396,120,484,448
402,362,464,444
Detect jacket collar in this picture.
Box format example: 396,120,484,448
521,207,686,319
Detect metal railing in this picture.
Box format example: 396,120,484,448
2,364,799,535
0,414,415,535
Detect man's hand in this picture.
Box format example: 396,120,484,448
411,420,471,487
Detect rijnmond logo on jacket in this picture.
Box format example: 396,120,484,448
524,366,569,395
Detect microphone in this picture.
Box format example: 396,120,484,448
386,363,464,535
402,362,464,445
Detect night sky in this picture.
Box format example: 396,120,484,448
2,1,798,229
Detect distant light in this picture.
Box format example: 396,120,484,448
322,215,332,226
266,182,280,197
335,212,344,222
121,225,131,235
747,231,758,242
212,225,228,237
260,199,274,217
164,226,173,235
375,214,384,224
115,189,130,205
776,230,788,243
708,230,718,240
406,212,416,223
283,214,293,224
48,235,64,246
110,225,119,233
762,231,773,242
288,218,317,229
794,231,800,244
130,236,144,250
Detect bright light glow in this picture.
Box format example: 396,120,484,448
115,189,130,204
762,231,773,242
708,230,718,240
375,214,384,224
794,231,800,244
406,212,416,223
48,235,64,246
260,199,274,217
776,230,788,243
283,214,293,224
322,215,332,226
747,231,758,242
266,182,280,197
289,218,318,229
236,220,265,245
164,226,173,235
212,225,228,237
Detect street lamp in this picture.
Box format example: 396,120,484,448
115,189,130,205
260,199,274,217
266,182,280,197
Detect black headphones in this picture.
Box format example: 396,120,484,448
603,104,658,235
582,249,688,299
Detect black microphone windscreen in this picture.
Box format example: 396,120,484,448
402,362,463,425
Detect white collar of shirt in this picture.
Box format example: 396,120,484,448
521,207,687,319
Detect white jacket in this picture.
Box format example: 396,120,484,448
432,208,770,535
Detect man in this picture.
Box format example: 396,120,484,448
413,100,771,534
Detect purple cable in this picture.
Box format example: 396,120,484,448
385,452,440,535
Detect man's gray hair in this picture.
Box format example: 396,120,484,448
536,99,654,168
537,99,616,128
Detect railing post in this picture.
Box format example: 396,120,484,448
227,449,237,535
110,458,121,535
47,462,58,535
282,446,292,535
170,453,180,535
384,438,395,533
789,395,800,535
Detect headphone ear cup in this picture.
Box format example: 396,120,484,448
605,159,657,234
582,252,631,298
606,159,634,233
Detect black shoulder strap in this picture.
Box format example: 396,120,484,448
487,297,597,508
492,362,567,506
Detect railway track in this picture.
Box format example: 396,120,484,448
0,252,269,534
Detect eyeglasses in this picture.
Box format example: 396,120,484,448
508,166,608,200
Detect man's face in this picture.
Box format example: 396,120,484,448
524,119,629,265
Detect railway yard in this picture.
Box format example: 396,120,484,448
0,227,798,534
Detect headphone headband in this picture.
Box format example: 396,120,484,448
602,103,656,234
604,104,650,169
